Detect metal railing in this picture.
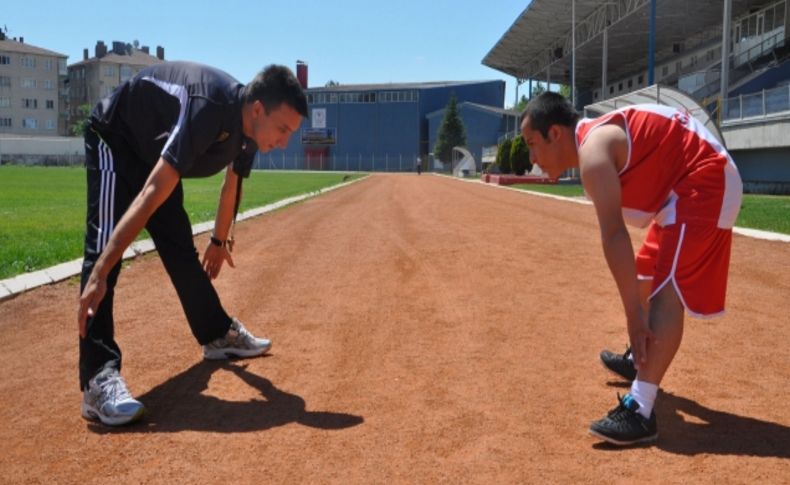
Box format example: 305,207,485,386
723,83,790,122
691,32,786,100
253,152,422,172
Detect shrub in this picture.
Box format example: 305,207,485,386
496,138,512,174
509,136,532,176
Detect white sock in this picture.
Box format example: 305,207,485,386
629,380,658,419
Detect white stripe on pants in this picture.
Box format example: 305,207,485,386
96,138,116,253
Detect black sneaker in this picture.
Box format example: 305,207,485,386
589,393,658,446
600,346,637,381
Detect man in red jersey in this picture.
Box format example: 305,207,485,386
521,92,742,446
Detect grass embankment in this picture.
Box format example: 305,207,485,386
0,166,360,279
512,183,790,235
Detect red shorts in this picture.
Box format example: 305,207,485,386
635,221,734,318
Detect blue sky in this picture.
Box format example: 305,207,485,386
5,0,530,106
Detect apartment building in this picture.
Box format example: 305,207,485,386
67,40,165,133
0,33,68,136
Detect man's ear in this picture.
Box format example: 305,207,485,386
252,100,265,119
547,124,562,142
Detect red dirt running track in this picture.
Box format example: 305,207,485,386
0,174,788,483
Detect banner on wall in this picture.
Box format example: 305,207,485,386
301,127,336,145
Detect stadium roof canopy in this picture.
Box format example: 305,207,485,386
483,0,759,87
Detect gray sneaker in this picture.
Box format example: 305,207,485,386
203,317,272,360
81,368,145,426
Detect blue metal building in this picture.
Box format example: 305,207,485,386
255,80,508,172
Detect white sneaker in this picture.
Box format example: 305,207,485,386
203,317,272,360
81,368,145,426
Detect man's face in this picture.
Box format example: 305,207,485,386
250,101,303,153
520,116,564,178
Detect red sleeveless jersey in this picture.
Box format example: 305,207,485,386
575,105,742,229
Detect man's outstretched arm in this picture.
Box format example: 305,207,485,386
78,157,181,336
202,165,239,279
579,125,653,367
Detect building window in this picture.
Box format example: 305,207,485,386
22,118,38,129
609,86,614,94
46,100,55,109
21,78,37,88
44,59,54,70
0,76,11,87
618,82,623,92
120,65,133,82
22,98,38,109
0,97,10,108
20,56,36,68
661,65,669,77
638,74,644,85
0,117,12,127
0,55,10,65
43,79,54,90
104,66,115,77
45,119,55,130
628,79,633,88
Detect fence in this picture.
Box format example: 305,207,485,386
723,83,790,121
0,136,85,165
254,152,423,172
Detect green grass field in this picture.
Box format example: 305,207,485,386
512,183,790,235
0,166,361,279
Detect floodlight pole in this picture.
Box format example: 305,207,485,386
602,26,608,100
571,0,576,107
721,0,732,119
648,0,656,85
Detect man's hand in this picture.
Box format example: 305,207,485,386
627,309,654,369
78,271,107,338
202,241,235,279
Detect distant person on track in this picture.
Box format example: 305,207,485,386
77,62,307,426
416,156,422,175
520,92,742,446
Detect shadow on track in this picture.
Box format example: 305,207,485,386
87,360,363,434
593,389,789,457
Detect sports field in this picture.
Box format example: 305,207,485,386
0,174,787,483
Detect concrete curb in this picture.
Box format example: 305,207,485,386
0,174,368,302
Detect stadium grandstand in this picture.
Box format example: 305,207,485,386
484,0,790,194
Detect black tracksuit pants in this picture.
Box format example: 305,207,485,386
79,126,232,389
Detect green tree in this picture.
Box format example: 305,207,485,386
70,103,92,137
559,84,571,98
531,81,546,98
496,138,512,174
509,135,532,176
433,95,467,168
325,80,340,87
515,94,528,112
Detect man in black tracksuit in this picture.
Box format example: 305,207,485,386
77,62,307,426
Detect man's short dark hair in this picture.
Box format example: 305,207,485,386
522,92,579,138
245,65,308,118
